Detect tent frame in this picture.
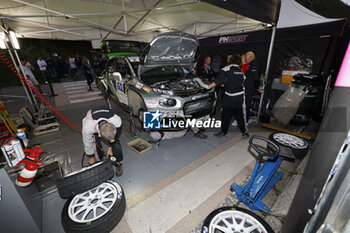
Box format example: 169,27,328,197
257,25,277,121
4,0,280,123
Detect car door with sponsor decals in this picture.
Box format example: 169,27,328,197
108,58,129,106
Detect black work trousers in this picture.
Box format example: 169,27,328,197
86,73,94,86
89,133,124,162
245,89,254,122
221,94,248,135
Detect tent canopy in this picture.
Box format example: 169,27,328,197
0,0,280,43
277,0,341,28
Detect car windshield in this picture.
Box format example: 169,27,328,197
140,66,194,85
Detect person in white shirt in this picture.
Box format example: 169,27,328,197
82,107,124,176
37,56,56,96
37,56,47,71
21,59,42,93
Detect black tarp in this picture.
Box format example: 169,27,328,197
281,86,350,233
198,19,347,91
202,0,281,24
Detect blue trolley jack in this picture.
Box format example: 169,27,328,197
231,135,283,214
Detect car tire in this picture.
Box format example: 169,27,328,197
56,160,114,199
202,206,274,233
61,180,126,233
268,132,309,159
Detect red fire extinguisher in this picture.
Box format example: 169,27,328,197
15,145,45,187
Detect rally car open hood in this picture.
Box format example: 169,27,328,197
139,32,198,74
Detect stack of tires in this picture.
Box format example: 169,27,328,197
56,160,126,233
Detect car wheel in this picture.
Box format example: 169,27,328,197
268,132,309,159
202,206,274,233
61,180,126,233
56,160,114,199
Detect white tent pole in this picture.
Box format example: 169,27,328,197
13,49,40,112
123,13,127,33
1,22,37,112
125,1,197,14
122,1,127,33
0,13,124,19
6,47,37,113
23,27,92,35
8,18,87,37
257,25,277,121
12,0,127,35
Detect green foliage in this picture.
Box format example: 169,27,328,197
296,0,350,23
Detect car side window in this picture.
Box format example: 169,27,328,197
116,58,132,80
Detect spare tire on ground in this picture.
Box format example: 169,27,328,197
268,132,309,159
61,180,126,233
202,206,274,233
56,160,114,199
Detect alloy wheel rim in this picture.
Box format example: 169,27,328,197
68,182,120,223
208,210,268,233
273,133,307,149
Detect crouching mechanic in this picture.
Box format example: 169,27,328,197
82,107,124,176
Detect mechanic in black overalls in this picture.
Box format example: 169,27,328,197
198,55,215,82
207,54,249,139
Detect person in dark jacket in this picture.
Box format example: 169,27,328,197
198,55,215,82
75,54,82,79
216,55,232,110
82,56,94,91
57,55,66,81
46,55,57,81
207,54,249,139
91,55,101,77
99,55,108,72
244,51,261,124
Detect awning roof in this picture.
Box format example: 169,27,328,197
0,0,280,43
277,0,340,28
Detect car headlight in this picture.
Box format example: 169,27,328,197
159,98,177,107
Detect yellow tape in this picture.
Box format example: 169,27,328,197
262,123,312,140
